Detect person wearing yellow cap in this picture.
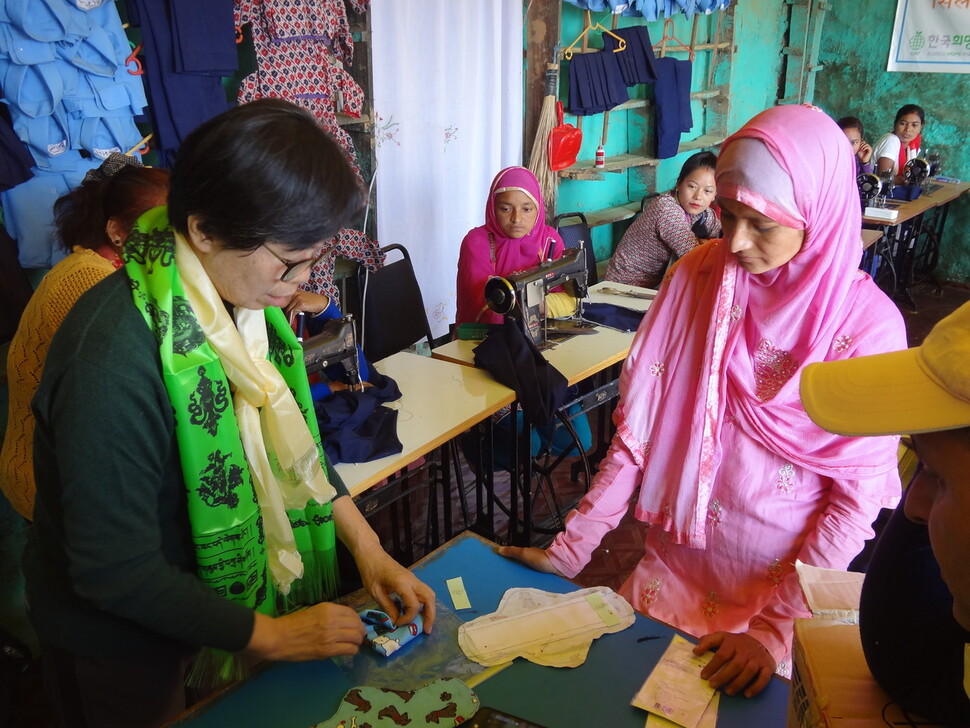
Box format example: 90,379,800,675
801,300,970,727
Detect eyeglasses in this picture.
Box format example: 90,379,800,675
261,243,333,282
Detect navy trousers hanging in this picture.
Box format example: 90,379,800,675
654,56,693,159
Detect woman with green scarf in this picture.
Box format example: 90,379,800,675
24,99,436,728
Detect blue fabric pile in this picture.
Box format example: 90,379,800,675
0,0,148,268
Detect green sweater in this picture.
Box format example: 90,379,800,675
24,270,349,657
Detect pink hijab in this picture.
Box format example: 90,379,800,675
617,104,904,548
456,166,563,325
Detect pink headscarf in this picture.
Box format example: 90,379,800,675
455,166,563,325
617,104,904,548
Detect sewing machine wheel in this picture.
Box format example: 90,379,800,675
857,173,880,202
903,157,929,186
484,276,517,315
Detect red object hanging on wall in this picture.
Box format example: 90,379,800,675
548,100,582,171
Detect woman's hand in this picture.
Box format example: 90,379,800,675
246,604,366,662
356,550,437,633
331,497,435,633
498,546,564,576
285,290,331,320
856,140,872,165
693,631,775,698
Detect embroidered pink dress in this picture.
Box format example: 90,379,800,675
547,105,906,675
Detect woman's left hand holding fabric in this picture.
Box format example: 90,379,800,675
332,497,436,633
693,631,775,698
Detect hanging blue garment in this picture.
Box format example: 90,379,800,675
1,161,100,268
170,0,238,75
0,115,34,192
562,0,729,18
568,49,628,116
602,25,657,85
129,0,232,166
654,56,693,158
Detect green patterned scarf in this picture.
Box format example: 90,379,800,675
125,207,339,684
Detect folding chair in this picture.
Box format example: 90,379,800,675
552,211,598,285
355,243,434,363
347,244,469,558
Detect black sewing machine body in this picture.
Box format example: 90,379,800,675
484,246,589,348
301,315,362,388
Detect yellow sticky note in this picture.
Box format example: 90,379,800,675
447,577,472,610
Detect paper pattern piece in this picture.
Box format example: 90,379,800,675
458,586,635,668
795,560,864,624
632,635,717,728
447,576,472,610
646,692,719,728
360,607,424,657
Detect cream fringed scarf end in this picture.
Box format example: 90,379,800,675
174,233,336,594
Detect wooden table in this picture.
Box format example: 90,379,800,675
861,179,970,309
173,532,791,728
432,284,656,545
432,324,637,388
334,352,514,556
335,352,514,497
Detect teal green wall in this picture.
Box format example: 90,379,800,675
552,1,790,264
813,2,970,283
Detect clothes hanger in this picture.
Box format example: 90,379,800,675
563,20,627,59
658,18,696,61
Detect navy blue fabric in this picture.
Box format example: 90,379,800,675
473,318,568,427
562,0,731,19
654,57,693,159
581,302,647,333
0,114,33,191
567,49,629,116
129,0,231,166
170,0,237,75
603,26,657,85
859,491,970,727
314,370,403,465
890,185,922,202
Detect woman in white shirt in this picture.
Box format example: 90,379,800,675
872,104,924,181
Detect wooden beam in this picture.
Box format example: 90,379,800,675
524,0,561,164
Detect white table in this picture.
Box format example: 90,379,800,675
431,283,656,543
334,352,514,497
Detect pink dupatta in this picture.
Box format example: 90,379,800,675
455,167,563,325
617,105,903,548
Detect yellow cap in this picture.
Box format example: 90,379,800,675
801,300,970,436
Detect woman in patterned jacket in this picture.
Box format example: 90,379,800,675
503,105,905,698
605,151,720,289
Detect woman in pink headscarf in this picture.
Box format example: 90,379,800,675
455,166,564,326
502,105,906,697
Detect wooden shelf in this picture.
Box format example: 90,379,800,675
597,89,723,114
336,113,371,127
585,203,642,228
557,134,725,180
558,153,659,180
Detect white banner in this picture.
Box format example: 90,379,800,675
888,0,970,73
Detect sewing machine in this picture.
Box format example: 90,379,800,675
484,245,590,349
903,157,930,187
301,315,363,389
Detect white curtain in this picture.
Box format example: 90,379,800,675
371,0,523,339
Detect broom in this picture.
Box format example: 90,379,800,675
527,60,560,214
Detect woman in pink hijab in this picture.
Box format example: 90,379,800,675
502,105,906,697
455,166,564,326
